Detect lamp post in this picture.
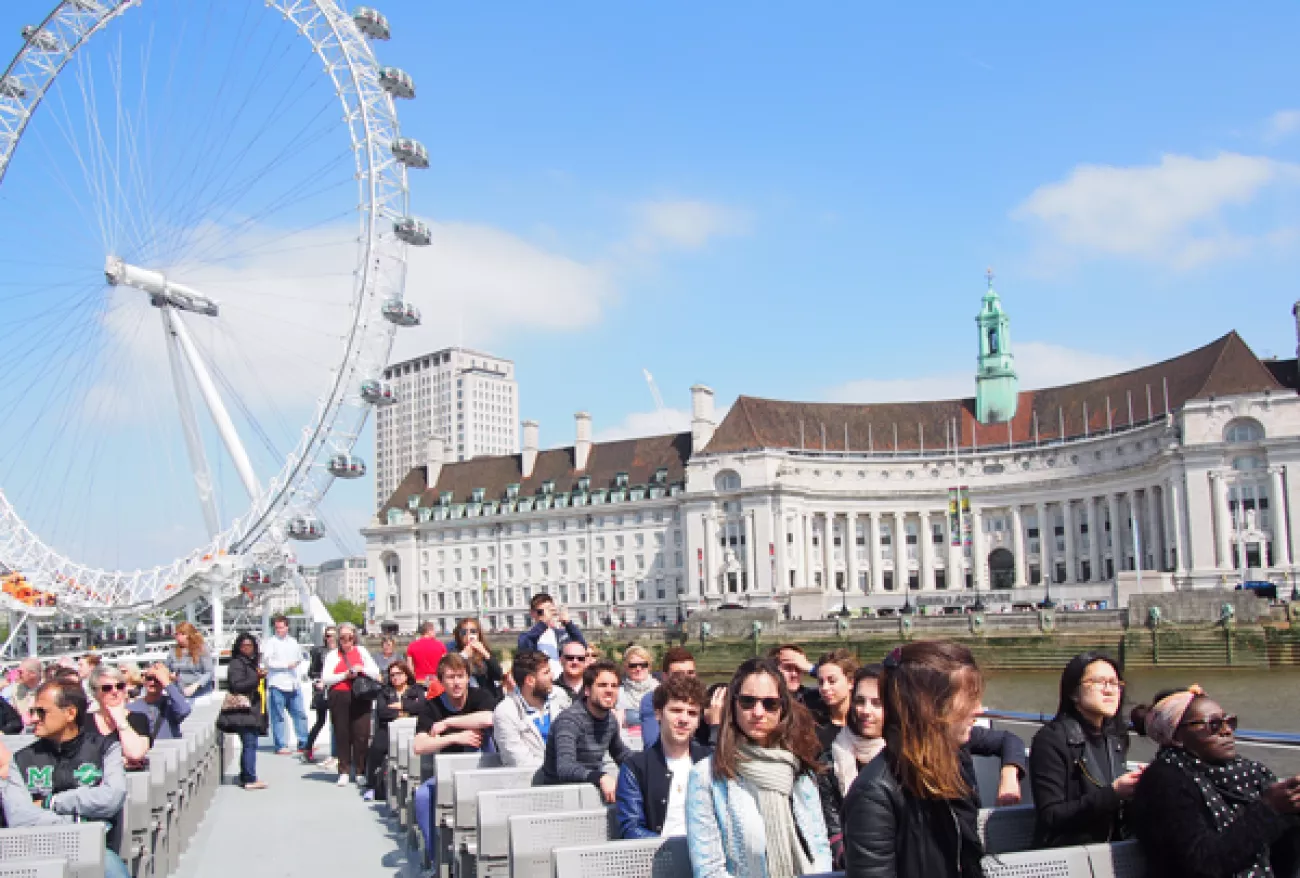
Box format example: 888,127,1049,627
838,577,851,617
1040,574,1057,610
900,592,914,615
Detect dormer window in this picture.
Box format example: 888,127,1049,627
471,487,486,503
654,467,668,485
578,476,591,492
407,495,420,510
506,483,520,500
541,480,555,496
439,491,453,507
616,472,629,489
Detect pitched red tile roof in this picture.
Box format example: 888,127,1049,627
379,432,691,515
705,332,1281,454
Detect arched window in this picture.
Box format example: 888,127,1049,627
714,470,741,493
1224,419,1264,443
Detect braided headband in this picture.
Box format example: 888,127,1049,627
1145,684,1205,747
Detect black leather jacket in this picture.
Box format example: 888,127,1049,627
843,752,985,878
1029,714,1128,847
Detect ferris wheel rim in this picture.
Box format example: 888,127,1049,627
0,0,410,611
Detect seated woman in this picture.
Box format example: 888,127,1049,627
841,641,987,878
1131,685,1300,878
1031,651,1143,847
819,664,886,869
685,657,831,878
364,660,426,801
88,666,151,769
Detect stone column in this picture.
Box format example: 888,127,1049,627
1270,468,1292,568
1166,479,1187,574
803,512,815,589
846,513,860,595
1088,496,1102,581
894,510,907,590
1011,504,1027,587
1036,501,1050,584
702,514,715,596
919,511,934,590
1210,473,1232,571
741,509,754,592
869,511,884,593
971,506,987,590
1144,488,1162,571
1062,499,1076,583
823,513,835,592
774,508,788,593
1107,494,1122,576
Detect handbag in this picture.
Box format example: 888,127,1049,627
221,693,252,712
342,649,381,703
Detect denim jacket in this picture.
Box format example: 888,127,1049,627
685,756,832,878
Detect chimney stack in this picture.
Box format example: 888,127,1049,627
425,434,446,488
574,412,593,471
691,384,717,454
522,420,540,479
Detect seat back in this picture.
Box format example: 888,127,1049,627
434,751,502,805
452,766,536,830
508,807,616,878
551,835,691,878
0,823,106,878
477,784,603,858
982,845,1093,878
1084,840,1148,878
0,859,68,878
978,805,1038,854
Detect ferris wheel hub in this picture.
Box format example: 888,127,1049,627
104,255,220,317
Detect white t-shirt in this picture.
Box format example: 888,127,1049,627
537,627,561,679
660,753,694,837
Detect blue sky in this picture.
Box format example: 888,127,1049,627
2,1,1300,571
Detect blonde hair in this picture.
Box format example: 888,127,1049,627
623,645,652,667
174,622,206,663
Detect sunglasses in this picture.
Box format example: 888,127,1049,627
1182,714,1238,735
99,682,127,693
459,628,478,636
562,654,587,663
31,706,48,720
144,675,160,685
626,662,649,670
736,695,782,713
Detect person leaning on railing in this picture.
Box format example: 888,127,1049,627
1030,651,1143,848
1130,685,1300,878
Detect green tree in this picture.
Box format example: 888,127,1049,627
325,598,366,627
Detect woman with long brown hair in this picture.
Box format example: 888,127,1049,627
842,641,986,878
685,657,831,878
166,621,214,698
453,617,502,695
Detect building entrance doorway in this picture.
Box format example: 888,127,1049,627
988,548,1015,590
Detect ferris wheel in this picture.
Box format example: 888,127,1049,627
0,1,427,620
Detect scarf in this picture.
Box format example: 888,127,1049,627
831,726,885,797
622,675,658,703
736,743,814,878
1145,685,1204,747
1159,747,1278,878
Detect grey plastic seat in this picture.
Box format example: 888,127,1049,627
982,844,1093,878
508,807,616,878
551,835,691,878
1085,840,1148,878
0,824,106,878
475,785,603,877
0,860,67,878
978,805,1038,854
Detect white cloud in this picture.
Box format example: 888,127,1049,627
628,199,751,252
593,407,693,442
1012,152,1300,269
1266,109,1300,142
824,341,1142,403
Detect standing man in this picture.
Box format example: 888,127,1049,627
411,654,496,854
518,593,586,679
615,674,709,838
493,649,571,768
406,621,447,694
375,636,399,675
262,614,309,755
128,663,192,739
2,658,41,727
542,659,627,803
1,680,132,878
555,642,590,701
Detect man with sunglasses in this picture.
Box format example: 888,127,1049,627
127,662,191,740
0,680,132,878
518,593,587,680
555,643,590,701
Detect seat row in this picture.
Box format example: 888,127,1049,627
0,697,223,878
379,722,1148,878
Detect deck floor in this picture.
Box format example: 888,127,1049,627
174,733,419,878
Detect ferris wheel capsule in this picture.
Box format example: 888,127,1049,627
21,26,60,53
378,66,415,99
0,78,27,101
394,217,431,245
352,7,391,40
328,454,366,478
391,137,429,169
360,379,397,405
242,567,272,587
382,298,421,327
287,517,325,541
69,0,105,11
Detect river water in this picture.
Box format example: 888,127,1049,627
985,667,1300,734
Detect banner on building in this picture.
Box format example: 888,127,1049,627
960,487,972,549
948,488,961,546
366,577,376,625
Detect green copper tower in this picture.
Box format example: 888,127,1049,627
975,269,1019,424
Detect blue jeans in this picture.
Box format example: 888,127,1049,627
267,686,308,751
239,730,259,784
105,849,131,878
413,777,437,864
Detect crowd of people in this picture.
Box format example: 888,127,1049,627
4,593,1300,878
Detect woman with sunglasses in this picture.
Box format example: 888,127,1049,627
1030,651,1143,848
617,646,659,748
87,666,151,769
841,641,986,878
320,623,381,787
454,618,502,696
364,660,426,801
685,657,831,878
1131,686,1300,878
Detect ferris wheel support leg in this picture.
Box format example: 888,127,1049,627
162,311,221,538
261,601,272,639
0,612,24,659
26,615,38,658
211,580,225,659
164,308,264,502
185,601,196,624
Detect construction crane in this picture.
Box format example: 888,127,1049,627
643,369,671,432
